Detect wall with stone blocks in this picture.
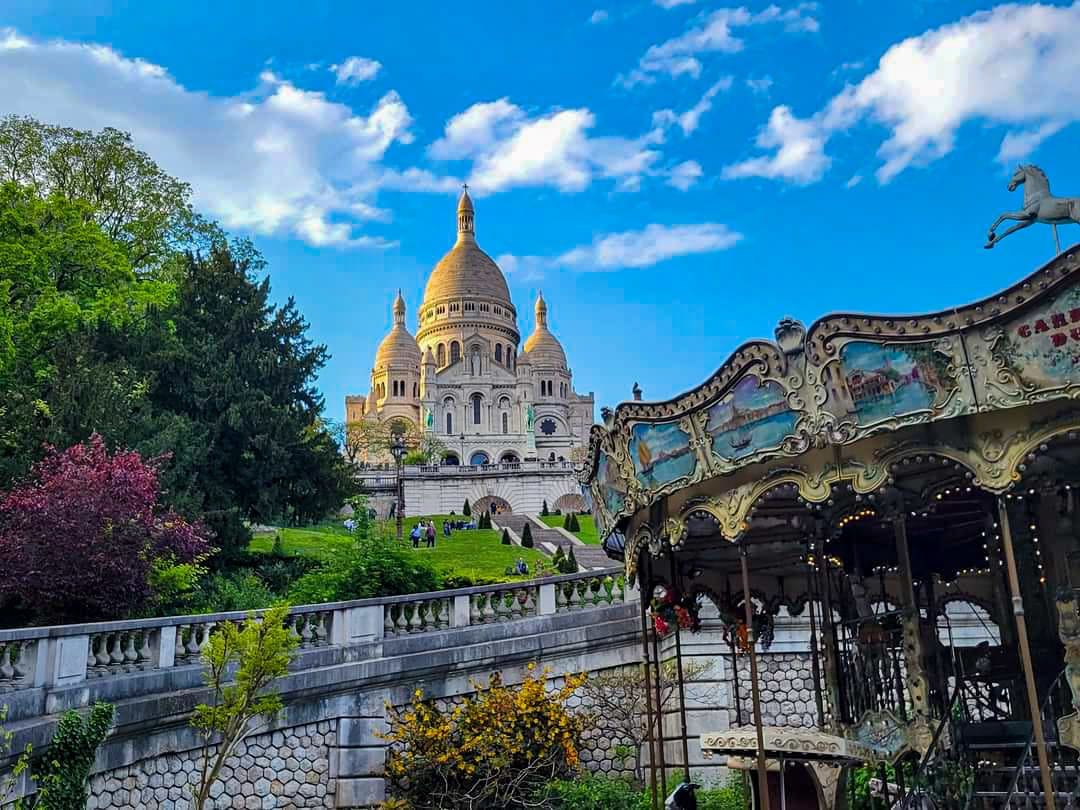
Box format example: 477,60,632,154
85,721,336,810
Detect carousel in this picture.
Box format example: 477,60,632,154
582,237,1080,809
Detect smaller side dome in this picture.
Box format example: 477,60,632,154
523,291,568,369
374,291,421,369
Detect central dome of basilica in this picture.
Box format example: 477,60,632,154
421,189,512,307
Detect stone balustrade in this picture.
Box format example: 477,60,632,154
0,569,629,724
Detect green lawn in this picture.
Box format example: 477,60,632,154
539,514,601,545
251,514,548,583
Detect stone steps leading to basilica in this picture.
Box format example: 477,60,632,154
492,514,611,569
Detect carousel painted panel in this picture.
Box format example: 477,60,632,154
594,448,629,527
823,339,960,430
628,419,698,493
703,374,800,465
978,280,1080,405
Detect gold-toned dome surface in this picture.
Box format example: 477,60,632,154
374,291,421,369
523,292,567,369
422,189,512,307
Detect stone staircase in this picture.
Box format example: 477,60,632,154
493,514,611,569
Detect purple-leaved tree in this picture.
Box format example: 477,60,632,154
0,434,210,624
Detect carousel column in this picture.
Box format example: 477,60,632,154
997,496,1057,808
639,578,661,810
891,512,934,742
740,543,772,810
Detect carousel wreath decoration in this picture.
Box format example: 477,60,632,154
718,604,775,653
649,587,702,639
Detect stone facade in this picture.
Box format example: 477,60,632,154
346,191,594,467
86,721,335,810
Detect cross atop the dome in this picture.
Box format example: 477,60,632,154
462,182,469,192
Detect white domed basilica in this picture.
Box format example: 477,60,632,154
346,190,594,466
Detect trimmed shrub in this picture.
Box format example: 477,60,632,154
552,547,566,568
562,512,571,530
463,499,471,516
501,528,512,545
566,547,579,573
568,512,581,532
521,523,534,548
541,500,549,516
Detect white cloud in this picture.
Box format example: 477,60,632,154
0,29,413,247
725,3,1080,185
655,0,697,7
668,160,704,190
558,223,742,269
746,76,773,94
620,4,818,87
836,60,864,73
722,105,829,183
653,77,733,135
429,99,664,194
845,174,863,189
330,55,381,86
498,223,741,275
589,9,610,23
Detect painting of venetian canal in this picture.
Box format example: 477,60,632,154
596,451,627,517
705,375,798,460
837,340,951,425
629,421,696,489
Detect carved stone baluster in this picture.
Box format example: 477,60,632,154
556,585,568,613
384,606,396,636
304,615,320,647
175,625,189,663
568,582,582,610
12,641,30,687
511,589,524,619
469,595,481,625
423,601,437,632
437,599,450,629
87,636,98,675
123,631,139,670
107,632,125,673
525,587,538,616
316,612,329,646
408,602,423,633
0,644,13,686
136,630,153,670
395,605,408,635
185,624,202,659
481,593,496,623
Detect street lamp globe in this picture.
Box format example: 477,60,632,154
390,434,406,464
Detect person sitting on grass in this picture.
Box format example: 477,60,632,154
515,558,528,576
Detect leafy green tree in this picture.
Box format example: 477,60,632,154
190,604,298,810
32,702,115,810
0,115,237,274
0,182,173,486
145,248,354,556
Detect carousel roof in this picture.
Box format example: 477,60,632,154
581,245,1080,576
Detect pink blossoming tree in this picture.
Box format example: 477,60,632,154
0,434,210,623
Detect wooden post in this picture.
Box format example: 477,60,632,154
998,496,1057,809
669,553,692,782
741,544,772,810
651,611,669,797
639,581,661,810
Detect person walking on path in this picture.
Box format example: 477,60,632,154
426,521,437,548
410,524,421,548
443,521,451,538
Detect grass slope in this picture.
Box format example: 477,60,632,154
251,515,547,583
539,514,600,545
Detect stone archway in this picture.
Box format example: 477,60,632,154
474,495,512,515
554,493,586,513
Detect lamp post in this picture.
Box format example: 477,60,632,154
390,433,406,541
459,432,466,466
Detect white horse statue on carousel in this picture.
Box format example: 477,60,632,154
986,164,1080,252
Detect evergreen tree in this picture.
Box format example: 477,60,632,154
144,248,353,557
463,499,472,517
521,523,534,548
541,500,549,516
501,528,511,545
568,512,581,532
563,512,571,530
552,547,566,570
566,547,579,573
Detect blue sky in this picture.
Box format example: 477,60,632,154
4,0,1080,419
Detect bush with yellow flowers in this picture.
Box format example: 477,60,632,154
380,664,587,809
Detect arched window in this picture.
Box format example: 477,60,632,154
495,344,503,364
437,343,446,366
507,345,514,367
502,412,509,434
472,393,482,425
450,341,461,364
446,411,453,434
413,382,419,397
